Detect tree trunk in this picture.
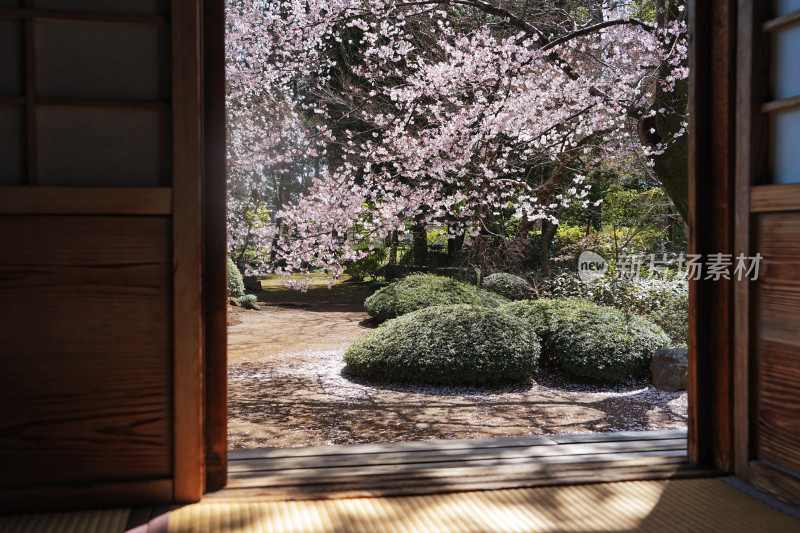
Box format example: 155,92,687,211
447,229,464,260
412,223,427,266
639,0,689,226
388,230,399,265
541,219,558,278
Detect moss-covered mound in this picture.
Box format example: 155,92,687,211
344,305,541,385
503,298,669,382
363,274,508,321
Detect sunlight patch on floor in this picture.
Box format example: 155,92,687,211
168,479,799,533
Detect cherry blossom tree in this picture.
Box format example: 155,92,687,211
225,0,688,286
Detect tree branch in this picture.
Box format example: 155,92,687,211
394,0,653,119
539,18,656,53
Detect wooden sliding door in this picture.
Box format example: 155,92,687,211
735,0,800,506
0,0,207,510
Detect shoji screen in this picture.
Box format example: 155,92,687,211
0,0,204,510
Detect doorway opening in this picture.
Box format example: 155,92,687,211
222,0,691,459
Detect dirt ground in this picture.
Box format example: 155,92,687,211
227,282,687,449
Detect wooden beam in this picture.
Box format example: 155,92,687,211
0,96,25,106
228,439,689,474
36,98,170,110
735,0,773,481
0,187,172,215
688,0,737,472
203,0,229,493
761,95,800,114
762,9,800,33
751,184,800,212
0,8,167,26
171,0,205,503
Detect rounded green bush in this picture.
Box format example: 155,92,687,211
344,305,541,385
227,257,245,299
364,274,509,321
482,272,533,301
504,298,669,382
237,294,257,305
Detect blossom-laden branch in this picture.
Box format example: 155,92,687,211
225,0,688,287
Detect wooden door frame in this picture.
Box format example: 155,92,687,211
203,0,229,493
687,0,738,472
173,0,206,502
197,0,750,496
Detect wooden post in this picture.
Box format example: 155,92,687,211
687,0,737,471
172,0,206,502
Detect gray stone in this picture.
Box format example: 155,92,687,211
651,348,688,392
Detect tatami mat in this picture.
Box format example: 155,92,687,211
0,509,130,533
169,478,799,533
1,478,798,532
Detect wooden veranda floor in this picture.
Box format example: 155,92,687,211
214,429,703,501
4,430,800,532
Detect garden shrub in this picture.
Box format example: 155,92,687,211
364,273,508,321
227,257,245,298
237,294,257,305
376,263,430,281
482,272,533,301
343,247,387,282
344,305,541,385
644,291,687,347
504,298,670,382
534,272,688,345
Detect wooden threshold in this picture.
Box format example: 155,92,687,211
209,429,716,502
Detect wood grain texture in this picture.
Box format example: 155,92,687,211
751,184,800,213
227,452,691,489
750,212,800,497
227,430,688,462
755,341,800,472
210,432,703,502
171,0,205,503
0,216,173,489
0,186,172,215
749,461,800,506
227,440,687,475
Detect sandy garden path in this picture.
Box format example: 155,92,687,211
227,286,687,449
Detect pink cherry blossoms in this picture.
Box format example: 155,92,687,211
225,0,689,287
